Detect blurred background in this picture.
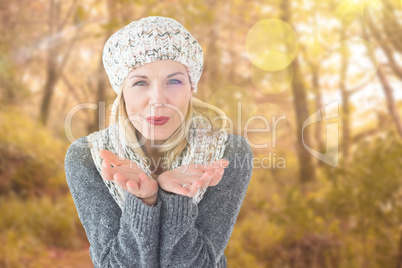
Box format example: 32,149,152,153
1,0,402,267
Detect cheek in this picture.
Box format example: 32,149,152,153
170,100,190,125
124,101,137,114
124,95,146,115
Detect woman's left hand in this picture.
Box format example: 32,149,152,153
157,159,229,197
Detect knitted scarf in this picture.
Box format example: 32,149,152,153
87,122,228,209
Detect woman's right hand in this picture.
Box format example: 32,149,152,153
99,150,159,205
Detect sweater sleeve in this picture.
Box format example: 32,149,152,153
64,136,162,268
158,135,253,268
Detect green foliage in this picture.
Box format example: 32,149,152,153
0,106,68,197
227,131,402,268
0,195,85,267
74,5,87,24
100,17,121,32
0,106,87,266
325,131,402,268
0,56,30,103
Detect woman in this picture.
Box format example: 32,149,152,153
65,16,253,268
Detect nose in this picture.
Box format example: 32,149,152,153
149,82,167,107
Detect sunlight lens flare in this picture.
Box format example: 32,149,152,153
328,37,378,89
335,0,382,22
246,19,298,72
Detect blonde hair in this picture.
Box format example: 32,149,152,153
110,79,227,179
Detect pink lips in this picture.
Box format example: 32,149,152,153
146,116,170,126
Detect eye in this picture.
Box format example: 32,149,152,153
168,79,182,85
133,81,147,86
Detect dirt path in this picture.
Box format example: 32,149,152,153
30,247,93,268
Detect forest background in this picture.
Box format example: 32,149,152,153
1,0,402,267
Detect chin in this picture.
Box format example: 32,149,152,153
141,128,175,141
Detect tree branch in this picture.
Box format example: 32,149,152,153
367,13,402,80
59,0,78,31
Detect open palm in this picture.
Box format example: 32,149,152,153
99,150,159,200
157,159,229,197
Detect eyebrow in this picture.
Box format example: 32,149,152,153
129,72,185,79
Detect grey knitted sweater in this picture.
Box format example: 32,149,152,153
64,134,253,268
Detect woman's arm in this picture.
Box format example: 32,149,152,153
64,136,161,268
158,135,253,268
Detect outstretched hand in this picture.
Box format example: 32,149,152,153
99,150,159,204
157,159,230,198
99,149,230,200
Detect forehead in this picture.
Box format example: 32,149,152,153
131,59,187,75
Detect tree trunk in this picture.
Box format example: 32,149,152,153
381,0,402,54
39,0,78,125
292,58,317,185
339,27,351,162
39,0,57,125
281,0,316,186
363,18,402,137
377,65,402,137
39,56,58,125
91,0,117,133
311,64,325,161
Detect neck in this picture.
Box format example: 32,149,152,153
136,130,164,159
137,132,166,177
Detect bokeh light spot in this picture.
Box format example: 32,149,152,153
251,62,294,94
246,19,298,71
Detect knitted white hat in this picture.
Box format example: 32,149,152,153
102,16,203,94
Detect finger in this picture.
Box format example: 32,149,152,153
110,164,142,179
126,179,139,193
101,160,116,181
99,150,131,167
175,165,203,176
139,173,156,195
99,150,118,162
209,168,225,187
138,173,153,192
138,173,159,198
184,173,209,197
169,182,191,196
197,171,214,189
113,173,129,190
187,179,207,197
197,159,230,172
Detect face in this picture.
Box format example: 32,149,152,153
123,59,193,143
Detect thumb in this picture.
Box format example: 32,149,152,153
139,173,154,189
138,173,146,190
99,150,130,166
